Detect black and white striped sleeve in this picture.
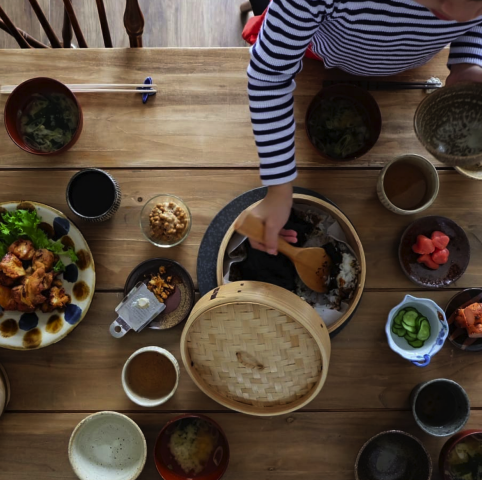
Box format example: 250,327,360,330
448,23,482,68
247,0,326,186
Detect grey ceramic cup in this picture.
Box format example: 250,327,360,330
410,378,470,437
377,154,439,215
66,168,121,222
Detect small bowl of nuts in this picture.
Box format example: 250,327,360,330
140,195,191,248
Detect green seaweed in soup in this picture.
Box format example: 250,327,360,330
448,435,482,480
19,93,79,153
308,96,370,159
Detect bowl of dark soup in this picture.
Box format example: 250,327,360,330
4,77,82,155
306,84,382,161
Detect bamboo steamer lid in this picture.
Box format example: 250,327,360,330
181,281,331,416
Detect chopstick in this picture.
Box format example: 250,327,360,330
322,80,443,91
0,83,157,94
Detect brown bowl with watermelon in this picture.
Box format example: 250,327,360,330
399,216,470,288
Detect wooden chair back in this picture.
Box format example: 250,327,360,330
0,0,144,48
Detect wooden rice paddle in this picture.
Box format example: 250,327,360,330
234,210,332,293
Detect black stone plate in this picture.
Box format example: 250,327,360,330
399,216,470,288
445,288,482,352
124,258,195,330
197,186,361,338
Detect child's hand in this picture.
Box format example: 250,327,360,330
249,183,293,255
446,63,482,86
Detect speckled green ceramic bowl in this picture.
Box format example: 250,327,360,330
414,83,482,166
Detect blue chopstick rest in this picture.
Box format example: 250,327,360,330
138,76,156,104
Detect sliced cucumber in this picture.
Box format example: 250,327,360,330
402,322,417,333
391,306,429,349
417,320,431,341
393,310,406,326
405,332,417,341
402,310,418,326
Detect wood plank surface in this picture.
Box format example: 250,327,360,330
0,169,479,291
1,0,248,48
0,47,476,481
2,290,480,412
0,48,450,169
3,410,482,479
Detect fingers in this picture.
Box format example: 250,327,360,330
249,239,267,252
264,220,279,255
280,229,298,244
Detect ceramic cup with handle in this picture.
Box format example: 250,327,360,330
122,346,180,407
385,294,449,367
377,154,439,215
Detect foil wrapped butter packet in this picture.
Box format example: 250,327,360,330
109,282,166,338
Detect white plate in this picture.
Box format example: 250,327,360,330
0,201,95,350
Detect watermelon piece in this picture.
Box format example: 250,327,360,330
431,231,450,250
432,248,450,265
412,235,435,255
417,253,439,270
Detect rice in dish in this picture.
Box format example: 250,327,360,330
226,206,360,323
168,419,218,476
296,211,360,311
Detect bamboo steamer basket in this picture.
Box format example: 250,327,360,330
216,194,366,335
181,281,331,416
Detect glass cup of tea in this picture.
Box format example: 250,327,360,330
122,346,180,408
66,168,121,222
377,154,439,215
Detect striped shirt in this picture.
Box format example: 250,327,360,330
248,0,482,185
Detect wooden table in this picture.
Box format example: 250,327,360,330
0,48,480,479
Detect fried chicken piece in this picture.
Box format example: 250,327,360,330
40,271,55,292
32,249,55,272
0,285,16,310
11,268,48,310
41,301,55,313
49,286,70,309
0,272,16,287
8,239,35,260
0,253,26,279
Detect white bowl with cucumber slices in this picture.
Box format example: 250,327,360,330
386,295,449,367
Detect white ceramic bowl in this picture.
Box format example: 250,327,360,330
68,411,147,480
122,346,180,407
385,295,448,367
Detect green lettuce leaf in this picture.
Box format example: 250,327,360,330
0,209,78,262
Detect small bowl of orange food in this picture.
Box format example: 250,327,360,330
446,288,482,352
154,414,230,480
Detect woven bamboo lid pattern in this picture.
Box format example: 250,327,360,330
181,281,331,416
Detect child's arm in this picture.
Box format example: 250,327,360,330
446,24,482,85
247,0,328,253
